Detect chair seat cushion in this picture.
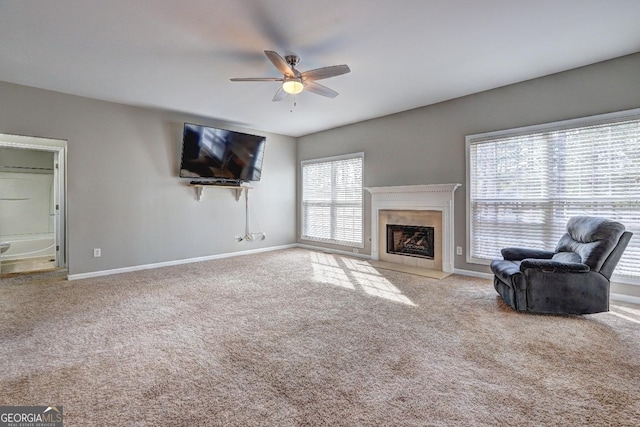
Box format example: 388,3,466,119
520,258,590,273
552,251,582,263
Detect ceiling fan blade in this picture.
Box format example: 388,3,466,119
304,81,339,98
272,87,287,102
230,77,282,82
264,50,295,77
300,64,350,81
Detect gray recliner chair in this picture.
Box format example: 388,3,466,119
490,216,633,314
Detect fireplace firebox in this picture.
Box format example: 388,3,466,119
386,224,435,259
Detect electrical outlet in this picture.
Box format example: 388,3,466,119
456,246,463,256
93,248,101,258
352,248,359,254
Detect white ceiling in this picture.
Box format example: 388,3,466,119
1,0,639,137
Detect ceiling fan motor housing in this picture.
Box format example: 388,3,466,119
285,55,300,69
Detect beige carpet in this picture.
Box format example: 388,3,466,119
368,260,450,279
1,248,639,426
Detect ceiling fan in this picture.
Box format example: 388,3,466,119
230,50,351,101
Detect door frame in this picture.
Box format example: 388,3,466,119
0,133,67,269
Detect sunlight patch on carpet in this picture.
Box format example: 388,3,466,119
308,251,415,306
352,270,415,306
310,252,355,289
609,307,640,324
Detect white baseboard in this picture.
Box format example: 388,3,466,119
610,293,640,305
67,244,297,281
453,268,494,280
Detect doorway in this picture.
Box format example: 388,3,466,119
0,134,67,275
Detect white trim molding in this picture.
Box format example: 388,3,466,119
365,184,461,273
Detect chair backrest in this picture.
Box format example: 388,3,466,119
599,231,633,279
555,216,627,272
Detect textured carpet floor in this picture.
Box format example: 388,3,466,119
1,248,639,426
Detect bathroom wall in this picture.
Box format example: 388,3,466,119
0,147,55,258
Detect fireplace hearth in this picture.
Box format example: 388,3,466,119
387,224,435,259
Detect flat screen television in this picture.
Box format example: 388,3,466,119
179,123,266,182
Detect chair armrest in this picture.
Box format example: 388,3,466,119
501,247,555,261
520,259,590,273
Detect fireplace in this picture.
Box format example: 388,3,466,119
366,184,461,273
377,209,442,270
387,224,435,259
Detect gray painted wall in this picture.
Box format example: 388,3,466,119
0,81,297,275
1,53,639,297
297,53,640,297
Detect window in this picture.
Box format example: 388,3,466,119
466,109,640,283
301,153,364,247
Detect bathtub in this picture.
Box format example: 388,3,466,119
0,233,55,261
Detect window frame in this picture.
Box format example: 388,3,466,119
466,108,640,285
300,152,364,248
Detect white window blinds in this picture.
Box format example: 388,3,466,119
467,109,640,283
301,153,364,247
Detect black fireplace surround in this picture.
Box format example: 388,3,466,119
386,224,435,259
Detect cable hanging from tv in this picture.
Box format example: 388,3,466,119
236,188,266,242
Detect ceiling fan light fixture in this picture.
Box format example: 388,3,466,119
231,51,349,101
282,78,304,95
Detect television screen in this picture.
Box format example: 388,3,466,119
180,123,266,181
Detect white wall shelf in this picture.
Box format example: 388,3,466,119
190,184,252,202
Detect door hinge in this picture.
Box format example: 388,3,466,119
56,245,60,251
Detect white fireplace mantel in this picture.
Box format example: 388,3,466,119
365,184,461,273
